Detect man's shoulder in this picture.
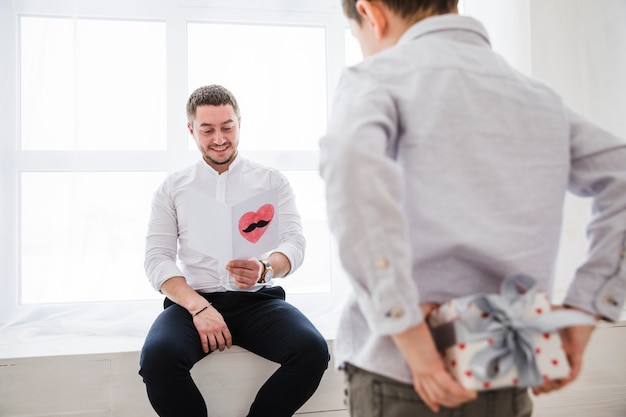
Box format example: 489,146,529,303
157,161,202,190
239,157,283,177
235,157,291,193
168,161,199,179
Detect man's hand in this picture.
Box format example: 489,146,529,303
393,314,477,412
225,258,262,289
159,276,233,353
193,305,233,353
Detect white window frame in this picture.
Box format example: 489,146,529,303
0,0,352,338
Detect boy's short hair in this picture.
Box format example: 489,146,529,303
186,84,241,124
342,0,458,25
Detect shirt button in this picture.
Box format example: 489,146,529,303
386,307,405,319
605,296,619,307
376,257,390,269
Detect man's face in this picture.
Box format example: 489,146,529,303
188,104,240,174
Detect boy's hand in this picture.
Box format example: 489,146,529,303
532,323,595,395
532,305,597,395
393,317,477,412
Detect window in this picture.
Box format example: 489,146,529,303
187,23,327,152
18,16,168,305
2,0,351,338
1,0,622,340
20,17,167,151
20,172,164,303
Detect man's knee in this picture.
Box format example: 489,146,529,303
294,330,330,372
139,337,187,380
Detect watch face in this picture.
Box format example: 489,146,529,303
264,268,273,280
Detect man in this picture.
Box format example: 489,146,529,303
319,1,626,416
140,84,329,417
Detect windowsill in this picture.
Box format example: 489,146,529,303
0,302,340,360
0,333,299,360
0,334,146,360
1,317,624,362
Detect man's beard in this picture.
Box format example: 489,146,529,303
204,150,236,166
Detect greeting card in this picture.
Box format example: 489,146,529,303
185,189,279,266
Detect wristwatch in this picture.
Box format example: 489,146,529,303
257,259,273,284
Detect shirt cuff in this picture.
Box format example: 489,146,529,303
273,242,304,276
564,270,626,322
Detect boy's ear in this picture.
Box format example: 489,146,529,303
356,0,388,39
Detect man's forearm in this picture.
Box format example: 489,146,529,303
267,251,292,278
160,276,210,315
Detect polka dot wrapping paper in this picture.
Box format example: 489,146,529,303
428,290,571,391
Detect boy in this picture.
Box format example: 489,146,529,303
320,1,626,416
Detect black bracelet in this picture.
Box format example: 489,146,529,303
192,304,210,317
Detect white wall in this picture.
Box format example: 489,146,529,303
464,0,533,76
529,0,626,138
465,0,626,140
0,0,19,323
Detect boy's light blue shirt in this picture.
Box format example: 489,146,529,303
320,14,626,384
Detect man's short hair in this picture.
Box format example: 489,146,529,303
186,84,241,124
342,0,458,25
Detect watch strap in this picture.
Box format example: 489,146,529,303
257,259,272,284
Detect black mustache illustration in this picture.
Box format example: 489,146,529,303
241,219,271,233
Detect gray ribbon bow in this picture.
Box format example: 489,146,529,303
431,274,596,387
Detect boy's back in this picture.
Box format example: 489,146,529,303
321,2,626,415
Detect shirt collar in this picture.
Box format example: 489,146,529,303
199,151,242,176
397,14,491,47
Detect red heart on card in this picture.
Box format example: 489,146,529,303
238,204,275,243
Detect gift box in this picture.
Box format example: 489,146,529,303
427,275,593,391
